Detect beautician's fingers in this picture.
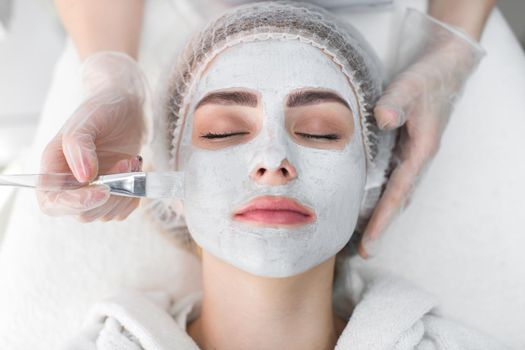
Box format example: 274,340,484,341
40,133,72,175
99,160,142,221
359,117,440,258
108,197,140,221
37,157,137,220
38,136,111,216
61,92,144,183
359,161,418,258
363,64,453,254
78,156,142,222
78,196,120,222
373,71,424,130
38,157,131,218
60,99,102,183
37,185,111,217
360,68,448,259
113,157,143,220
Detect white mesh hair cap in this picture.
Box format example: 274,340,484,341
148,1,396,249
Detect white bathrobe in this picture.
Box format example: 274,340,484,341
63,262,510,350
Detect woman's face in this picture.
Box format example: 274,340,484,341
175,40,366,277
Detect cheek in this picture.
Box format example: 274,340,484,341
291,144,366,217
183,147,250,209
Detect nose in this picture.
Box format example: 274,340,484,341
250,159,297,185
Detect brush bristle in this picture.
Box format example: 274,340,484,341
145,172,184,199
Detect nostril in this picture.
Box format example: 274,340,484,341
250,161,297,183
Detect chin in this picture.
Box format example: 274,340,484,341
221,248,327,278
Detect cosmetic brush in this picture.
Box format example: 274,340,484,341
0,171,184,199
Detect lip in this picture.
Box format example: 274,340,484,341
233,195,316,227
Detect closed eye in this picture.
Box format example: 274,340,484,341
295,132,340,140
200,131,250,139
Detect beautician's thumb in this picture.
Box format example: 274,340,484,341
374,71,421,130
62,132,99,183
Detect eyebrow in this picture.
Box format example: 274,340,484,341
195,91,258,109
286,90,350,109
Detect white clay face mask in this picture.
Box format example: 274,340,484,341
176,39,366,277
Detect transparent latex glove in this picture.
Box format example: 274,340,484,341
360,9,486,257
37,52,147,222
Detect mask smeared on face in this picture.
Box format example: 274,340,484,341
175,39,367,277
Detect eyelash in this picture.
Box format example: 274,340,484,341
200,132,249,139
296,132,340,141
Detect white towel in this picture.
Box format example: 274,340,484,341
333,262,510,349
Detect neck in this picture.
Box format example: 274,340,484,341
188,251,343,350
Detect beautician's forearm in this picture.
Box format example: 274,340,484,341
428,0,496,40
54,0,144,59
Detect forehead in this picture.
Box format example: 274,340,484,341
195,40,354,99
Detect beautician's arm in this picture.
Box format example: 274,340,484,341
37,1,147,221
54,0,144,59
429,0,496,40
360,0,496,257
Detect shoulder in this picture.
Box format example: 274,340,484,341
63,290,201,350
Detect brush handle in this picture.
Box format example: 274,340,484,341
0,173,84,191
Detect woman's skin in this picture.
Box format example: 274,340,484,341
185,92,353,349
188,252,346,350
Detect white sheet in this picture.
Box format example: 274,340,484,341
0,1,524,349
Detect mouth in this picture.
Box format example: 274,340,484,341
232,195,316,227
